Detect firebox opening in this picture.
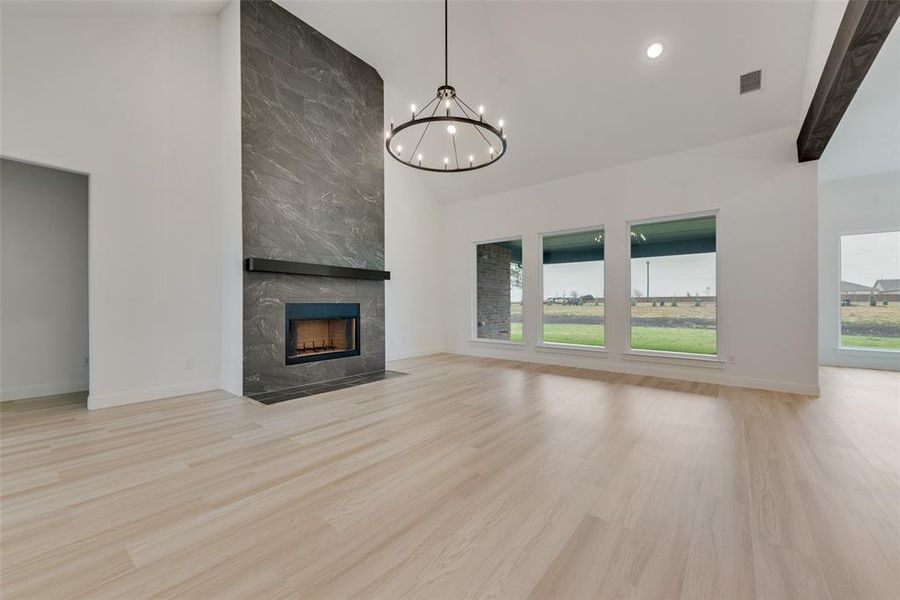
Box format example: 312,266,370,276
285,303,361,365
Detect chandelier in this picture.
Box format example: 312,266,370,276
385,0,507,172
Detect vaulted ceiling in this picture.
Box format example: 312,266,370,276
283,0,816,202
819,20,900,181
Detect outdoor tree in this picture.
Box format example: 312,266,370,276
510,262,523,289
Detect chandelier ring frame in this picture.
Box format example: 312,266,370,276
385,115,507,173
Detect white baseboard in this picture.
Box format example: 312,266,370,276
87,378,219,410
451,347,820,396
386,347,448,362
0,380,89,402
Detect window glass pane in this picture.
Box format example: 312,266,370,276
630,215,717,355
840,230,900,350
476,239,523,341
541,228,604,347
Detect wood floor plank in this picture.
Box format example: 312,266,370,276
0,356,897,599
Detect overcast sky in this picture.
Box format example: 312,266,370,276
841,230,900,286
516,230,898,303
540,253,717,299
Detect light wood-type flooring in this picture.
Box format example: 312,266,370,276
1,354,898,599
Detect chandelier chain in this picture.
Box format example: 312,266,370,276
444,0,449,86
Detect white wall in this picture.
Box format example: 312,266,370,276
218,0,243,395
799,0,847,118
384,98,446,360
0,160,89,400
818,171,900,370
1,5,230,408
441,127,820,394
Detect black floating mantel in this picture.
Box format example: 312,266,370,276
245,257,390,281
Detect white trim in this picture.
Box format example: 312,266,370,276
87,379,219,410
472,235,525,343
834,346,900,356
621,349,725,368
0,380,88,402
448,350,818,396
469,338,525,349
386,347,448,361
537,224,607,351
625,210,720,359
535,343,608,357
836,228,900,356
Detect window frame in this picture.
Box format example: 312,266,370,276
536,225,608,353
471,235,526,346
623,210,722,362
836,226,900,354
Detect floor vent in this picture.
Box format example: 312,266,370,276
740,69,762,94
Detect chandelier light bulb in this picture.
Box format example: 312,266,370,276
396,145,402,155
385,130,391,139
498,119,504,128
479,105,485,114
446,124,457,135
410,103,417,112
468,155,474,166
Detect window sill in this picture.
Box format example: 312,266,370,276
835,346,900,356
469,338,526,349
535,342,608,356
621,350,725,368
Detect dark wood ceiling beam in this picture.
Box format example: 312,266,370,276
797,0,900,162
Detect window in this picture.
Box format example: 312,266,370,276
475,238,523,341
629,214,717,355
840,230,900,350
540,228,604,347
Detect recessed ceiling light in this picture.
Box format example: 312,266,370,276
646,42,664,59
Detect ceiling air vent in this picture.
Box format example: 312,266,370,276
740,69,762,94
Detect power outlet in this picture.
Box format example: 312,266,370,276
727,354,736,364
83,356,89,368
184,358,195,371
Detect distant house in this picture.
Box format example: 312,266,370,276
841,281,872,305
841,281,871,293
873,279,900,294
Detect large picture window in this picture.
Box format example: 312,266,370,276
541,228,604,347
475,238,523,341
840,230,900,350
629,214,717,355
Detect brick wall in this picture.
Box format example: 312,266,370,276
477,243,512,339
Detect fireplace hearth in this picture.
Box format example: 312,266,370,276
285,303,360,365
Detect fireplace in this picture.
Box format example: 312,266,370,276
285,303,360,365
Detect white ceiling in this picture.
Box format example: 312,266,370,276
283,0,815,203
819,20,900,181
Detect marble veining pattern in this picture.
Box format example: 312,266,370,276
241,0,385,394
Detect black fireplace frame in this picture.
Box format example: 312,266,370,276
285,303,361,365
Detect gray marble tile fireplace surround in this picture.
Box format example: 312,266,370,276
241,0,385,396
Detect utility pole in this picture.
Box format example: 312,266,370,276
645,261,650,300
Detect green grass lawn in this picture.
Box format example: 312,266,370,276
840,335,900,350
542,324,604,346
631,327,716,355
509,323,716,354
